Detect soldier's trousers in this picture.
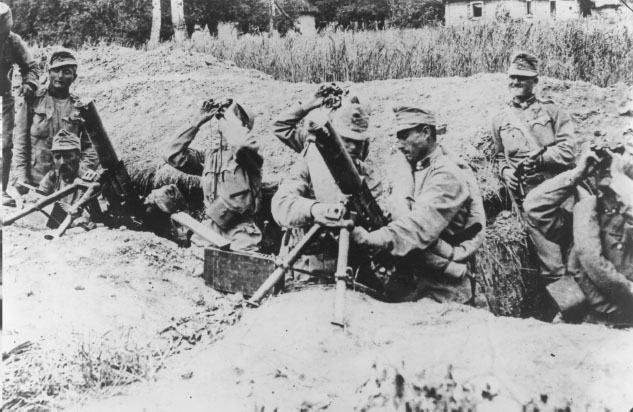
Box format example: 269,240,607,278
525,218,566,283
1,94,15,192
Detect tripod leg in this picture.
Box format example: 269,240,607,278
332,227,350,327
247,223,324,306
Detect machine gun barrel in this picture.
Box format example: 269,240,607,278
306,118,388,231
74,100,144,222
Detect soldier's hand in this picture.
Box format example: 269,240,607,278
502,167,519,191
573,149,602,179
351,227,392,251
18,84,35,100
522,154,543,176
310,202,352,228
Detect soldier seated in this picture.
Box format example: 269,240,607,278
271,86,382,283
162,99,262,252
525,138,633,327
37,129,99,227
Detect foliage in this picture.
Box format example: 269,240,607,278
389,0,445,27
203,20,633,87
8,0,152,47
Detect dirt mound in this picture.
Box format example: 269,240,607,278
56,45,632,200
72,288,633,411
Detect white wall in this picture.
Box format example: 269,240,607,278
445,0,579,24
297,15,317,36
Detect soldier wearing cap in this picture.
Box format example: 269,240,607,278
0,2,40,206
351,106,484,303
162,100,263,251
271,87,383,280
491,51,577,284
13,49,99,191
38,129,99,206
525,137,633,326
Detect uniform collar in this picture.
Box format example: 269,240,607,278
510,95,537,109
413,147,441,171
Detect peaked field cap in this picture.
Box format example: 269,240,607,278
50,49,78,69
508,51,539,77
392,105,436,132
51,129,81,151
331,103,370,141
0,2,10,15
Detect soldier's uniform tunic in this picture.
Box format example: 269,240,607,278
271,102,382,275
13,88,99,185
492,96,577,281
371,148,475,303
525,170,633,326
163,120,263,252
38,165,97,204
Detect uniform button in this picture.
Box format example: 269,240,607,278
616,243,623,250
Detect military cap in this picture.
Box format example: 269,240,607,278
51,129,81,151
50,49,78,69
392,105,437,133
330,103,370,141
508,52,538,77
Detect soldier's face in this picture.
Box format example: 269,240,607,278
341,137,365,160
53,150,80,179
397,126,431,164
509,75,538,98
49,66,77,91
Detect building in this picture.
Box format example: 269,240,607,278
444,0,580,24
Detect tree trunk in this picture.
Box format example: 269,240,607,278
170,0,187,45
269,0,275,37
149,0,161,48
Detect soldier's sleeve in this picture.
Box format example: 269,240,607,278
541,104,576,169
523,169,575,246
12,98,31,182
573,197,633,309
79,126,100,171
12,34,40,90
272,103,310,153
271,158,318,228
374,166,469,257
453,168,486,261
161,125,206,176
491,115,512,177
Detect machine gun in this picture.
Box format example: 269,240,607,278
513,146,547,208
247,116,389,327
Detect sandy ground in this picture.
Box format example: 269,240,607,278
3,45,633,410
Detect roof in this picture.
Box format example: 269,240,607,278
280,0,318,14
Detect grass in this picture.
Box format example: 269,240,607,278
196,20,632,87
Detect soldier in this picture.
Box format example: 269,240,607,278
12,49,98,190
0,2,40,206
524,139,633,326
162,100,262,252
37,129,99,226
491,51,577,283
351,106,484,304
271,88,382,280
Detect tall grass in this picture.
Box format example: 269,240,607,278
202,20,632,86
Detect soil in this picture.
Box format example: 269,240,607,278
3,44,633,411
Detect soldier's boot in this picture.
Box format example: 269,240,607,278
1,148,16,207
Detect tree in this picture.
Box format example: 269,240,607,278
170,0,186,43
150,0,161,47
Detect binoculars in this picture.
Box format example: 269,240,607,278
201,98,233,115
316,83,348,109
